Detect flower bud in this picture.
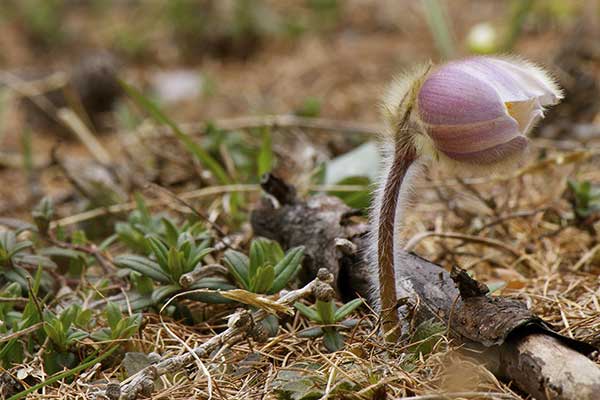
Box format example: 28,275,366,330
416,56,562,164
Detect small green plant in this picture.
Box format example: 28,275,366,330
115,217,234,310
91,302,141,342
43,304,91,373
0,229,55,290
0,282,22,335
224,238,304,295
567,179,600,220
0,268,45,368
32,196,54,236
295,284,363,352
115,195,168,253
43,304,91,352
0,230,33,267
116,222,212,285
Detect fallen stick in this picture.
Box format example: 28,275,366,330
92,269,335,400
251,174,600,400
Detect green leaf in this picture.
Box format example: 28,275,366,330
322,329,345,352
44,318,66,349
161,218,180,247
59,304,80,329
249,238,268,279
270,246,304,293
114,255,171,283
294,302,322,323
90,328,111,342
187,247,214,270
105,302,122,331
15,254,57,269
261,314,280,337
40,247,85,261
250,265,275,294
7,240,33,259
146,235,169,270
66,329,88,344
134,192,151,223
151,284,180,304
273,246,304,277
0,231,16,253
257,127,273,176
75,309,92,328
265,240,285,266
117,314,141,339
112,292,155,312
333,298,363,322
316,299,335,325
0,218,37,235
167,247,184,280
120,80,230,184
297,326,324,338
223,250,250,290
130,271,155,295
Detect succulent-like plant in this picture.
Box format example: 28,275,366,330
295,282,363,352
91,302,141,342
43,304,91,373
223,238,304,295
567,179,600,221
114,218,235,309
115,194,168,254
0,230,55,291
373,56,562,340
0,268,45,368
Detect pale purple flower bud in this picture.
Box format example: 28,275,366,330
417,57,562,164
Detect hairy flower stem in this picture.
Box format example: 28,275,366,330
378,135,417,342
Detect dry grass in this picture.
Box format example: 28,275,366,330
14,141,596,400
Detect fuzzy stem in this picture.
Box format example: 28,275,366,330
378,136,417,342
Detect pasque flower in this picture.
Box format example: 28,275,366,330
373,56,562,341
415,56,562,163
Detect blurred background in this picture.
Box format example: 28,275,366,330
0,0,598,224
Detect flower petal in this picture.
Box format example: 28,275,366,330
418,65,506,126
447,57,562,105
426,112,523,160
442,136,529,164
